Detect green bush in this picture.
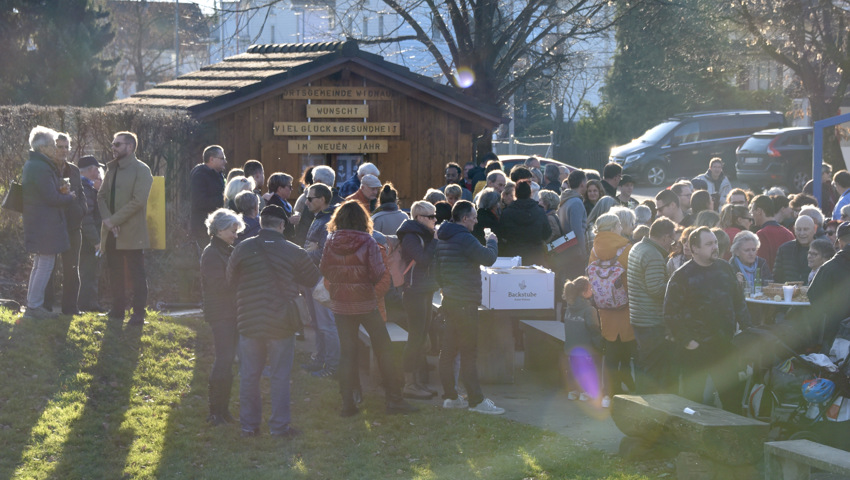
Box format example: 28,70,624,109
0,105,216,305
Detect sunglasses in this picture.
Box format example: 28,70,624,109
305,196,318,202
420,214,437,220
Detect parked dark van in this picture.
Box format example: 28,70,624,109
609,111,785,186
735,127,813,192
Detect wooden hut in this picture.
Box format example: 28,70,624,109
113,40,502,204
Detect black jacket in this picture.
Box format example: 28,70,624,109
472,208,499,245
807,247,850,351
62,161,87,231
227,229,319,339
773,240,811,284
80,177,101,246
497,198,551,266
397,219,438,294
201,235,236,324
664,259,751,347
436,221,497,305
190,163,224,239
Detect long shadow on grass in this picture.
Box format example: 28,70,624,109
50,318,143,478
0,313,73,478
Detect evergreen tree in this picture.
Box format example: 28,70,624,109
603,0,739,140
0,0,115,106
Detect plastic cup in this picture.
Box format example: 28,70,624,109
483,228,492,237
783,285,795,303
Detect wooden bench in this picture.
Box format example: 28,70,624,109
358,322,408,377
764,440,850,480
611,394,770,466
519,320,566,375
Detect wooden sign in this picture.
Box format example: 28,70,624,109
288,140,388,154
306,104,369,118
281,86,394,100
274,122,400,136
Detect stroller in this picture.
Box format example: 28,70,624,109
737,322,850,450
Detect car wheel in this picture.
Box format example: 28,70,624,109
645,162,667,186
788,167,811,193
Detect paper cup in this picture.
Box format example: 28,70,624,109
782,285,795,303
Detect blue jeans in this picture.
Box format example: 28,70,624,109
27,254,55,308
313,297,339,368
238,335,295,434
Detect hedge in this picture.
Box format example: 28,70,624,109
0,104,217,306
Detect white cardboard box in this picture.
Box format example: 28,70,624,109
480,266,555,310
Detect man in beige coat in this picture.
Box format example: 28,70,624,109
97,131,153,326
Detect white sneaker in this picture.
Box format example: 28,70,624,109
443,397,469,409
601,396,611,408
469,398,505,415
567,391,579,401
578,392,590,402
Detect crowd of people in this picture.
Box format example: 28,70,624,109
18,125,850,435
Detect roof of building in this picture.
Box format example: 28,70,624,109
111,40,502,124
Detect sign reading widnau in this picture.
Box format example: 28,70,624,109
274,122,399,136
281,86,394,100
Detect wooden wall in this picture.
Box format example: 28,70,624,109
208,71,488,208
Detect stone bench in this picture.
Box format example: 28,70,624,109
764,439,850,480
611,394,770,469
519,320,566,378
358,322,408,377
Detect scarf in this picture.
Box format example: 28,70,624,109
733,256,758,287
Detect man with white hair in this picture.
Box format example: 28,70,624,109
21,126,75,318
773,215,816,283
797,205,825,238
338,161,380,198
473,170,506,204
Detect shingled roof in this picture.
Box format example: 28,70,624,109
111,40,502,124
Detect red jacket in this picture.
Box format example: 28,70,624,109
756,221,795,271
321,229,386,315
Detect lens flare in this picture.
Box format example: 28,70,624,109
454,67,475,89
569,346,601,399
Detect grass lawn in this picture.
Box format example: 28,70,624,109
0,308,653,479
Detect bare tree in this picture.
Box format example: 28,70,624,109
103,0,212,96
735,0,850,166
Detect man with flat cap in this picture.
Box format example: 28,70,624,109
78,155,104,311
346,173,381,213
227,204,320,438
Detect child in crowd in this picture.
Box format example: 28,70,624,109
562,276,601,403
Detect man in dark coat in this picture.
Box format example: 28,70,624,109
190,145,226,243
44,133,88,315
807,222,850,352
773,215,815,284
22,126,74,318
497,180,551,266
664,227,751,413
77,156,104,311
227,205,320,437
435,200,505,415
601,162,622,198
